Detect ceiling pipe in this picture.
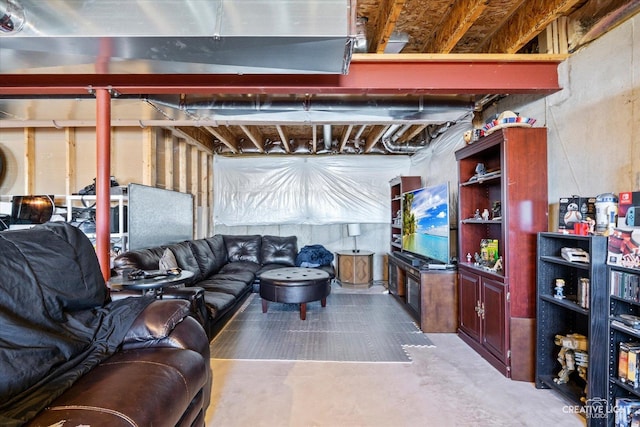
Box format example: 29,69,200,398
323,124,332,150
148,96,471,113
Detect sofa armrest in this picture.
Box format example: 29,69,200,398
121,299,197,350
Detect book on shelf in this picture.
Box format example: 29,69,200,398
611,270,640,302
619,342,640,388
615,398,640,427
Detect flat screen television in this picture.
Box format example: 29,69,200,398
401,182,452,264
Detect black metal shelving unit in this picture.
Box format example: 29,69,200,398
608,264,640,426
535,232,608,427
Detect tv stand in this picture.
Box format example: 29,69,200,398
387,252,458,332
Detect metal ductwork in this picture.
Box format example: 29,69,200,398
0,0,354,75
146,95,473,124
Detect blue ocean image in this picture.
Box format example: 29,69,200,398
403,233,449,262
402,183,450,262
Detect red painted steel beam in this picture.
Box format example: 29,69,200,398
95,88,111,283
0,54,565,96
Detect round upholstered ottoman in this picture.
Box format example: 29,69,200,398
259,267,331,320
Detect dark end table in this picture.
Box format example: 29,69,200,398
109,270,194,298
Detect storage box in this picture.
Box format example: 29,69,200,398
608,227,640,269
618,191,640,228
558,196,596,232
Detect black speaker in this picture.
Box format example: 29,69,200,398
110,206,128,233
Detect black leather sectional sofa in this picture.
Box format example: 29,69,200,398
0,223,211,427
113,234,335,339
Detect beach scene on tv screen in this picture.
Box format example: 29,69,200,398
402,183,449,263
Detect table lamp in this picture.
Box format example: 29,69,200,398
347,223,361,253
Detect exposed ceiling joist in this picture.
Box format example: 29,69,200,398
204,126,238,154
370,0,407,54
486,0,583,53
339,125,354,152
275,125,291,153
423,0,489,53
365,125,389,153
239,125,264,153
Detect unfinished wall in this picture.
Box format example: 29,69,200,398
0,126,213,238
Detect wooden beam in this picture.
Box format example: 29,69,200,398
203,125,238,153
24,128,35,193
423,0,488,53
239,125,264,152
339,124,353,152
163,130,175,190
172,126,214,152
178,139,187,193
275,125,291,153
486,0,582,53
142,127,157,186
364,125,390,153
396,124,426,143
65,127,76,195
369,0,407,53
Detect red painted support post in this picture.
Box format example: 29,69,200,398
95,88,111,282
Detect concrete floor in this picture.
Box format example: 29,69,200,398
206,283,586,427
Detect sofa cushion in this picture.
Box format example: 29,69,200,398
222,235,261,264
261,235,297,266
188,239,220,278
159,248,179,271
203,292,236,315
198,279,251,299
219,260,261,276
204,235,228,273
113,246,166,272
165,241,202,283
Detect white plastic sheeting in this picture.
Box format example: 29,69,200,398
213,155,411,225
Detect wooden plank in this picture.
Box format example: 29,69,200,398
164,130,175,190
142,127,157,186
239,125,264,152
190,147,199,210
65,127,76,195
364,125,390,153
339,124,353,152
173,126,214,153
24,128,35,193
396,124,426,143
275,125,291,153
423,0,488,53
369,0,408,53
486,0,582,53
178,139,187,193
204,125,237,153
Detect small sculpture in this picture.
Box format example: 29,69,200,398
554,278,566,299
466,253,472,263
553,333,588,399
492,201,501,220
474,209,481,219
481,209,490,221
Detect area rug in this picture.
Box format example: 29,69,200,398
210,292,435,362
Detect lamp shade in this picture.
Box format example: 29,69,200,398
347,223,361,237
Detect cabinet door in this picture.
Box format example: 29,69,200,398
482,277,508,363
458,270,481,342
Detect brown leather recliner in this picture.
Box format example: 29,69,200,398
0,223,211,427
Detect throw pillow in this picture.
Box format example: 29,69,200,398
159,248,178,271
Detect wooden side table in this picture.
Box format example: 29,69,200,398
336,250,374,287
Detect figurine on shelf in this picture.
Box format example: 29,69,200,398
553,333,588,399
474,209,481,220
554,278,566,299
466,253,472,263
481,209,490,221
492,201,502,220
